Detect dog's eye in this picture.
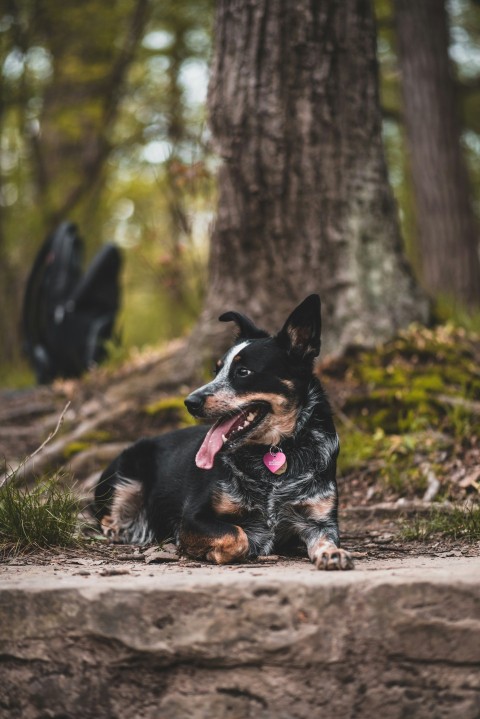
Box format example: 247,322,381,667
236,366,252,378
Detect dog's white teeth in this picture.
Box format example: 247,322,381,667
222,434,227,444
247,412,255,421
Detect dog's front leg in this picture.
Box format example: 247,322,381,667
294,499,354,570
179,514,250,565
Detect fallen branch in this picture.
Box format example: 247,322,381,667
0,402,71,487
2,399,138,486
66,443,127,475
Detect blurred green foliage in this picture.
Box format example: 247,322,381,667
0,0,215,385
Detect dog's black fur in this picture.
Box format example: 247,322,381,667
94,295,353,570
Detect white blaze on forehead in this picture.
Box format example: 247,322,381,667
213,340,250,388
189,341,251,397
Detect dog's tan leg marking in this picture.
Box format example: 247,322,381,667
180,525,249,565
309,539,354,571
212,491,244,517
99,479,146,543
206,527,249,564
299,495,336,522
100,514,119,541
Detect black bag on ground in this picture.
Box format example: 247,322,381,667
22,221,122,384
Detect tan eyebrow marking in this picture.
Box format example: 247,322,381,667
233,355,242,362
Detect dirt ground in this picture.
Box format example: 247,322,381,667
2,505,479,578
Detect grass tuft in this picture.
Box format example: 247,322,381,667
0,471,81,557
401,506,480,542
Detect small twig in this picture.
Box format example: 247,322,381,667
437,394,480,415
0,402,71,488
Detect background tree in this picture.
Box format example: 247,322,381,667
192,0,428,362
393,0,480,312
0,0,150,368
0,0,214,378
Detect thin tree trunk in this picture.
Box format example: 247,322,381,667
394,0,480,311
23,0,150,230
193,0,427,362
0,0,149,367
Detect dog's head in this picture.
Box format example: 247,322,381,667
185,295,322,469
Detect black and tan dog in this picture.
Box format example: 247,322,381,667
94,295,353,570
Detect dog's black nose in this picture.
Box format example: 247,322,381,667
184,392,209,416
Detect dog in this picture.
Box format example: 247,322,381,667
94,295,353,570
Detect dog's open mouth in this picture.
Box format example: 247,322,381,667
195,403,268,470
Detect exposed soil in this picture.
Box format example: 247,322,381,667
1,505,479,575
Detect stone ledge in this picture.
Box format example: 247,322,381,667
1,557,480,719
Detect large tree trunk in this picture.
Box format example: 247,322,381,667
394,0,480,311
193,0,427,362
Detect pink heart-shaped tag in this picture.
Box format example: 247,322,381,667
263,451,286,473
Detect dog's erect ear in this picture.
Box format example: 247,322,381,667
219,311,269,340
276,295,321,360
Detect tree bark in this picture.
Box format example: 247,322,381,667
193,0,427,361
394,0,480,311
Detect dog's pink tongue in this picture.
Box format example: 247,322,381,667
195,414,240,470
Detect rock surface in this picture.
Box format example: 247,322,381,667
1,556,480,718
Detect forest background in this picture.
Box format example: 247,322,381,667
0,0,480,388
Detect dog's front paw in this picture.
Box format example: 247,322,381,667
311,542,354,571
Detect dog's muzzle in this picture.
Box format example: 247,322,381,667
184,390,213,418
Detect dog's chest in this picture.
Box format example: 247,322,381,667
217,466,311,554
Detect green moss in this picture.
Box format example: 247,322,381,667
144,396,197,427
446,404,476,440
337,431,377,475
0,361,35,390
82,430,112,443
334,323,479,500
342,324,479,435
410,374,445,393
63,441,91,459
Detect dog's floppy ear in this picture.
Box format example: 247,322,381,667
219,311,269,340
276,295,321,360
